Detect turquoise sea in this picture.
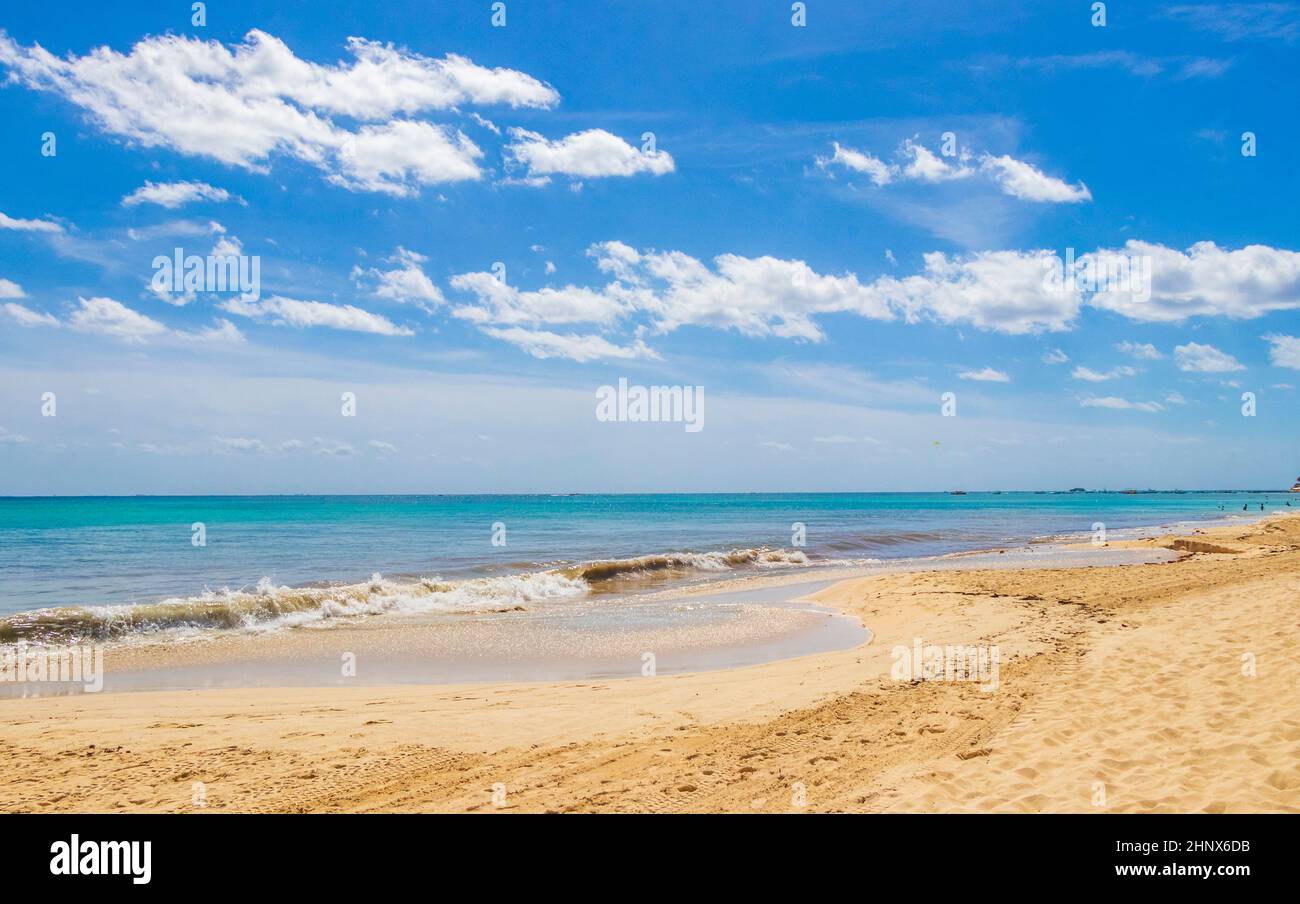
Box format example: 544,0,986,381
0,491,1290,643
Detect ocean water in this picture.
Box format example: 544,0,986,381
0,491,1288,643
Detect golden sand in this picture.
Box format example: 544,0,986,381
1,515,1297,813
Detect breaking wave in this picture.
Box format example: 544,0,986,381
0,546,817,646
562,548,809,583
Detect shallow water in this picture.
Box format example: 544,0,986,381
0,492,1285,646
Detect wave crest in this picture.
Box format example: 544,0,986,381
0,546,814,646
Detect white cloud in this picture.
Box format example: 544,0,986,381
958,367,1011,382
1162,4,1300,42
1264,333,1300,370
313,438,355,456
122,181,235,208
1080,396,1164,413
449,237,1300,351
356,247,444,311
979,154,1091,203
1042,348,1069,364
871,249,1079,334
368,440,398,455
1174,341,1245,373
3,302,60,327
901,139,974,182
1010,50,1232,80
0,426,32,444
68,296,170,342
1071,365,1139,382
816,142,894,186
65,296,244,344
452,243,1078,342
331,120,484,196
1088,241,1300,321
452,242,895,342
192,319,246,344
817,139,1089,204
215,436,268,454
1115,340,1163,360
481,327,659,362
220,295,414,336
0,211,63,233
0,279,27,299
0,31,558,195
504,128,674,181
450,272,631,327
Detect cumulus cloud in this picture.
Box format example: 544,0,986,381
448,237,1300,354
453,240,896,343
450,272,631,327
958,367,1010,382
816,142,893,185
1174,341,1245,373
0,30,558,196
901,139,974,182
219,294,413,335
1042,348,1069,364
873,249,1080,333
313,438,355,456
0,278,26,299
354,247,444,311
1263,333,1300,369
64,296,244,344
504,128,674,182
1088,241,1300,321
817,139,1088,203
1071,365,1139,382
122,181,236,208
68,296,170,342
331,119,483,195
978,154,1091,202
1115,340,1163,359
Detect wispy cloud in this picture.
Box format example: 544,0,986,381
1162,3,1300,43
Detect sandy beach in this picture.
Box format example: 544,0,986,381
2,512,1297,814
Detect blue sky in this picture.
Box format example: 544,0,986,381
1,0,1298,493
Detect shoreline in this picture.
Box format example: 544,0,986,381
2,512,1297,812
2,501,1272,663
1,535,1184,696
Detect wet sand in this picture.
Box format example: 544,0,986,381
0,514,1296,812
